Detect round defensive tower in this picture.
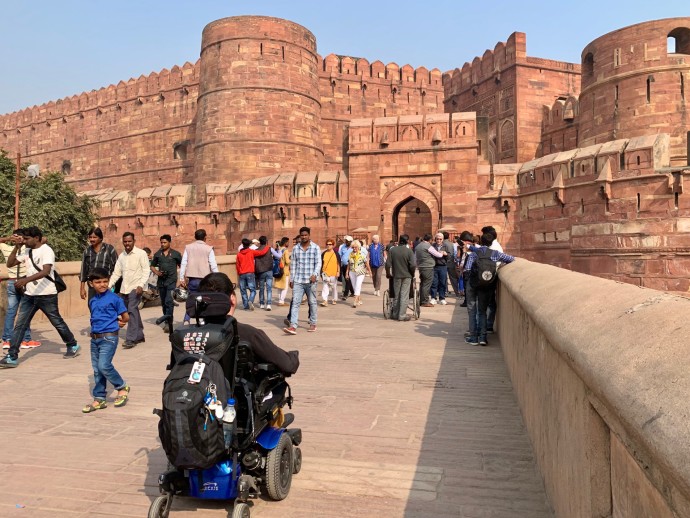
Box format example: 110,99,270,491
194,16,324,183
577,18,690,165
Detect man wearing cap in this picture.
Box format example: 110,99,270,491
338,236,355,299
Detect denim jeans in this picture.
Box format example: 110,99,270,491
2,280,31,342
430,265,448,300
183,278,202,322
476,287,493,340
487,288,497,330
257,271,273,306
239,273,256,309
90,335,126,400
158,283,175,318
8,294,77,359
465,283,479,339
290,281,317,326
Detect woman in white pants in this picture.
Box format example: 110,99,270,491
320,239,340,306
346,240,372,308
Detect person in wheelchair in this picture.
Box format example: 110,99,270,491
170,272,299,376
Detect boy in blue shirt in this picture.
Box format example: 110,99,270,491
82,267,131,413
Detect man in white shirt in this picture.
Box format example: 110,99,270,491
109,232,150,348
0,226,80,368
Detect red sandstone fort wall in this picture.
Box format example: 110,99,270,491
318,54,444,170
443,32,581,165
194,17,324,185
0,63,200,191
542,18,690,166
347,112,481,241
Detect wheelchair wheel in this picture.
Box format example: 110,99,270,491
293,446,302,474
148,494,170,518
382,290,391,320
230,502,250,518
413,283,421,320
265,432,293,500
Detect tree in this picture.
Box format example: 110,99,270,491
0,149,98,261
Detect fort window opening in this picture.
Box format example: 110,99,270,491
636,155,641,166
646,75,654,103
667,28,690,55
173,141,188,160
614,48,622,67
61,160,71,175
583,52,594,77
681,73,685,100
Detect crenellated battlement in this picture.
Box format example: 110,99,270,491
348,112,476,152
318,53,443,88
443,32,527,97
0,61,200,127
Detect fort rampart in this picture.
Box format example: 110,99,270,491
500,260,690,517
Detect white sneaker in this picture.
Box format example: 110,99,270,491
440,299,448,305
266,305,272,311
260,304,265,309
429,299,437,305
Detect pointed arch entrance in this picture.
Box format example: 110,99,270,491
393,197,432,241
381,183,440,241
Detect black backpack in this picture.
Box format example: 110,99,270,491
157,353,231,470
470,248,497,288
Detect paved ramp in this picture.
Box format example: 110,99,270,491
0,290,552,517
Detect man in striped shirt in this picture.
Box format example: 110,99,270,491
283,227,321,335
79,228,118,301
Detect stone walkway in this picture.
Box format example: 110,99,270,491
0,285,552,517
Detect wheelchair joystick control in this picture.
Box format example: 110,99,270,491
222,398,236,449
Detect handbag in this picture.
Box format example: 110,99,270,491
28,249,67,293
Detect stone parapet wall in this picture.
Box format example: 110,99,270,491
0,255,238,323
498,259,690,517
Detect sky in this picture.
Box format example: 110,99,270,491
1,0,688,115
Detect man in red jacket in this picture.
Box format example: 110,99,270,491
236,238,270,310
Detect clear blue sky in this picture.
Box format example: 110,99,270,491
1,0,687,115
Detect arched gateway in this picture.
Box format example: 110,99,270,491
381,183,440,241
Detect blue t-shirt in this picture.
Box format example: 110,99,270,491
89,290,127,333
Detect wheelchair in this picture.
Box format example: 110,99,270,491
382,277,421,320
149,293,301,518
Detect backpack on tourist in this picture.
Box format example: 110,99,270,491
470,248,497,289
273,255,284,279
156,352,232,470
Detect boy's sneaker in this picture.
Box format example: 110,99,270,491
465,336,479,346
440,299,448,305
283,326,297,335
283,318,291,327
260,304,265,309
479,337,488,346
63,344,81,359
20,340,41,349
249,303,255,311
2,341,10,350
429,299,437,305
0,355,19,368
266,305,271,311
308,324,317,332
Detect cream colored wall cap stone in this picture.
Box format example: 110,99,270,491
499,259,690,495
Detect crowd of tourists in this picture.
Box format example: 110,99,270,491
0,223,513,410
